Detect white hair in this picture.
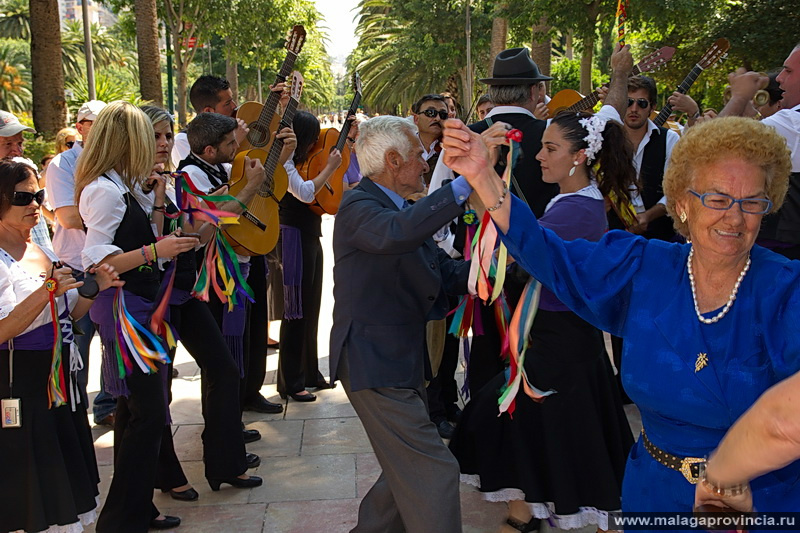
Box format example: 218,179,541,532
356,115,417,177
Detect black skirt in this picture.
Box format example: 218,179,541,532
450,309,633,529
0,345,99,533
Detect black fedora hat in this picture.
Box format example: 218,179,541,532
480,47,553,85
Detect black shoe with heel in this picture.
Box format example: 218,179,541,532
150,515,181,529
160,487,199,502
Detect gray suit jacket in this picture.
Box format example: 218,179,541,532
329,177,470,392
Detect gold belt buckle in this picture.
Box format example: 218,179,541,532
680,457,704,484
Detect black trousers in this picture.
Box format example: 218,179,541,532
96,367,166,533
427,306,461,423
171,298,247,477
277,231,325,396
243,256,269,403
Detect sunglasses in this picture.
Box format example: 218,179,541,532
12,189,46,206
627,98,651,109
420,108,449,120
65,141,75,148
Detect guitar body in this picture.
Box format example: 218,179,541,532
235,101,282,153
547,89,584,116
298,128,351,215
223,149,289,256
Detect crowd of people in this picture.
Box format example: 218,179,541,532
1,34,799,533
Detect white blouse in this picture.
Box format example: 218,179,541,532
79,170,158,270
0,246,78,334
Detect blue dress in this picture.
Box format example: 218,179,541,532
500,195,800,523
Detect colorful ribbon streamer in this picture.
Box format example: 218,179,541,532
615,0,628,45
113,287,172,378
497,278,556,416
46,286,67,408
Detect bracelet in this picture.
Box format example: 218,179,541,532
698,460,750,497
152,205,166,212
691,110,701,120
486,181,509,212
150,243,158,261
141,245,152,265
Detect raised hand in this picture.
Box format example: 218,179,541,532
442,119,493,184
155,235,200,260
48,265,80,297
90,263,124,292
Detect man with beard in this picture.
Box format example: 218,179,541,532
412,94,449,185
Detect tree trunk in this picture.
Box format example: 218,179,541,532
580,36,594,94
489,15,507,72
134,0,162,106
566,31,574,60
225,39,238,102
172,29,189,127
531,18,551,93
29,0,65,138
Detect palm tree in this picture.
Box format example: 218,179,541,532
0,40,31,112
60,20,136,83
134,0,162,105
29,0,66,136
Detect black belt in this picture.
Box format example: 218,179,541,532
641,429,704,484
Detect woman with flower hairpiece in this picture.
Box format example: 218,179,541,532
0,160,123,533
444,109,800,530
449,107,637,532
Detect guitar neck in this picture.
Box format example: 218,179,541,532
654,64,703,127
261,97,299,192
247,51,298,146
334,92,362,152
566,64,643,113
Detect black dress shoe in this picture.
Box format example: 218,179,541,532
207,475,263,491
150,515,181,529
161,487,199,502
243,395,283,414
242,429,261,444
289,391,316,402
245,452,260,469
435,420,455,439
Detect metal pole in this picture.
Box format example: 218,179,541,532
257,69,263,103
465,0,472,121
81,0,96,100
165,23,174,114
208,41,213,75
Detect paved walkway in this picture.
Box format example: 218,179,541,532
83,216,641,533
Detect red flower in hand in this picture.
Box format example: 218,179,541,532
506,129,523,143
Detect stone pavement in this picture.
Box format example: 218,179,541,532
82,216,642,533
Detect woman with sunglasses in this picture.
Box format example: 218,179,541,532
276,111,342,402
0,161,122,533
444,115,800,528
75,101,199,533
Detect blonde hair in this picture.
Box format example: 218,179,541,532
663,117,792,237
55,127,78,153
74,101,155,203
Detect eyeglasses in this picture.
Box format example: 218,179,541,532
11,189,45,206
65,141,75,148
627,98,651,109
420,108,449,120
688,190,773,215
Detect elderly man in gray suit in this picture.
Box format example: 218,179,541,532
330,115,472,533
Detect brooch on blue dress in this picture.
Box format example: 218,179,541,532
695,352,708,372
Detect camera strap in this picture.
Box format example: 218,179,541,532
7,338,13,398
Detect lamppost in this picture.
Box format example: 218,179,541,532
81,0,96,100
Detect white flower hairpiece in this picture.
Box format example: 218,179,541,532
578,115,608,163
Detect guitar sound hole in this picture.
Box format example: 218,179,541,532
248,124,269,147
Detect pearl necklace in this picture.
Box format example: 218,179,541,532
687,247,750,325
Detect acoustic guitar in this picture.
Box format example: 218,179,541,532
653,38,729,127
546,46,676,116
235,25,306,153
224,71,304,256
298,73,363,215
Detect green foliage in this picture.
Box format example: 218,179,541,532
549,58,607,94
0,38,30,111
66,72,145,116
0,0,29,40
22,134,55,168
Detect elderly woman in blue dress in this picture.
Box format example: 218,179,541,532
441,116,798,527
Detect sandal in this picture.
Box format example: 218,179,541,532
506,516,541,532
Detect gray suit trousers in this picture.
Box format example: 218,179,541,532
339,348,462,533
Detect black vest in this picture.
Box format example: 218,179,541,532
759,172,800,245
104,177,161,301
279,182,322,237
